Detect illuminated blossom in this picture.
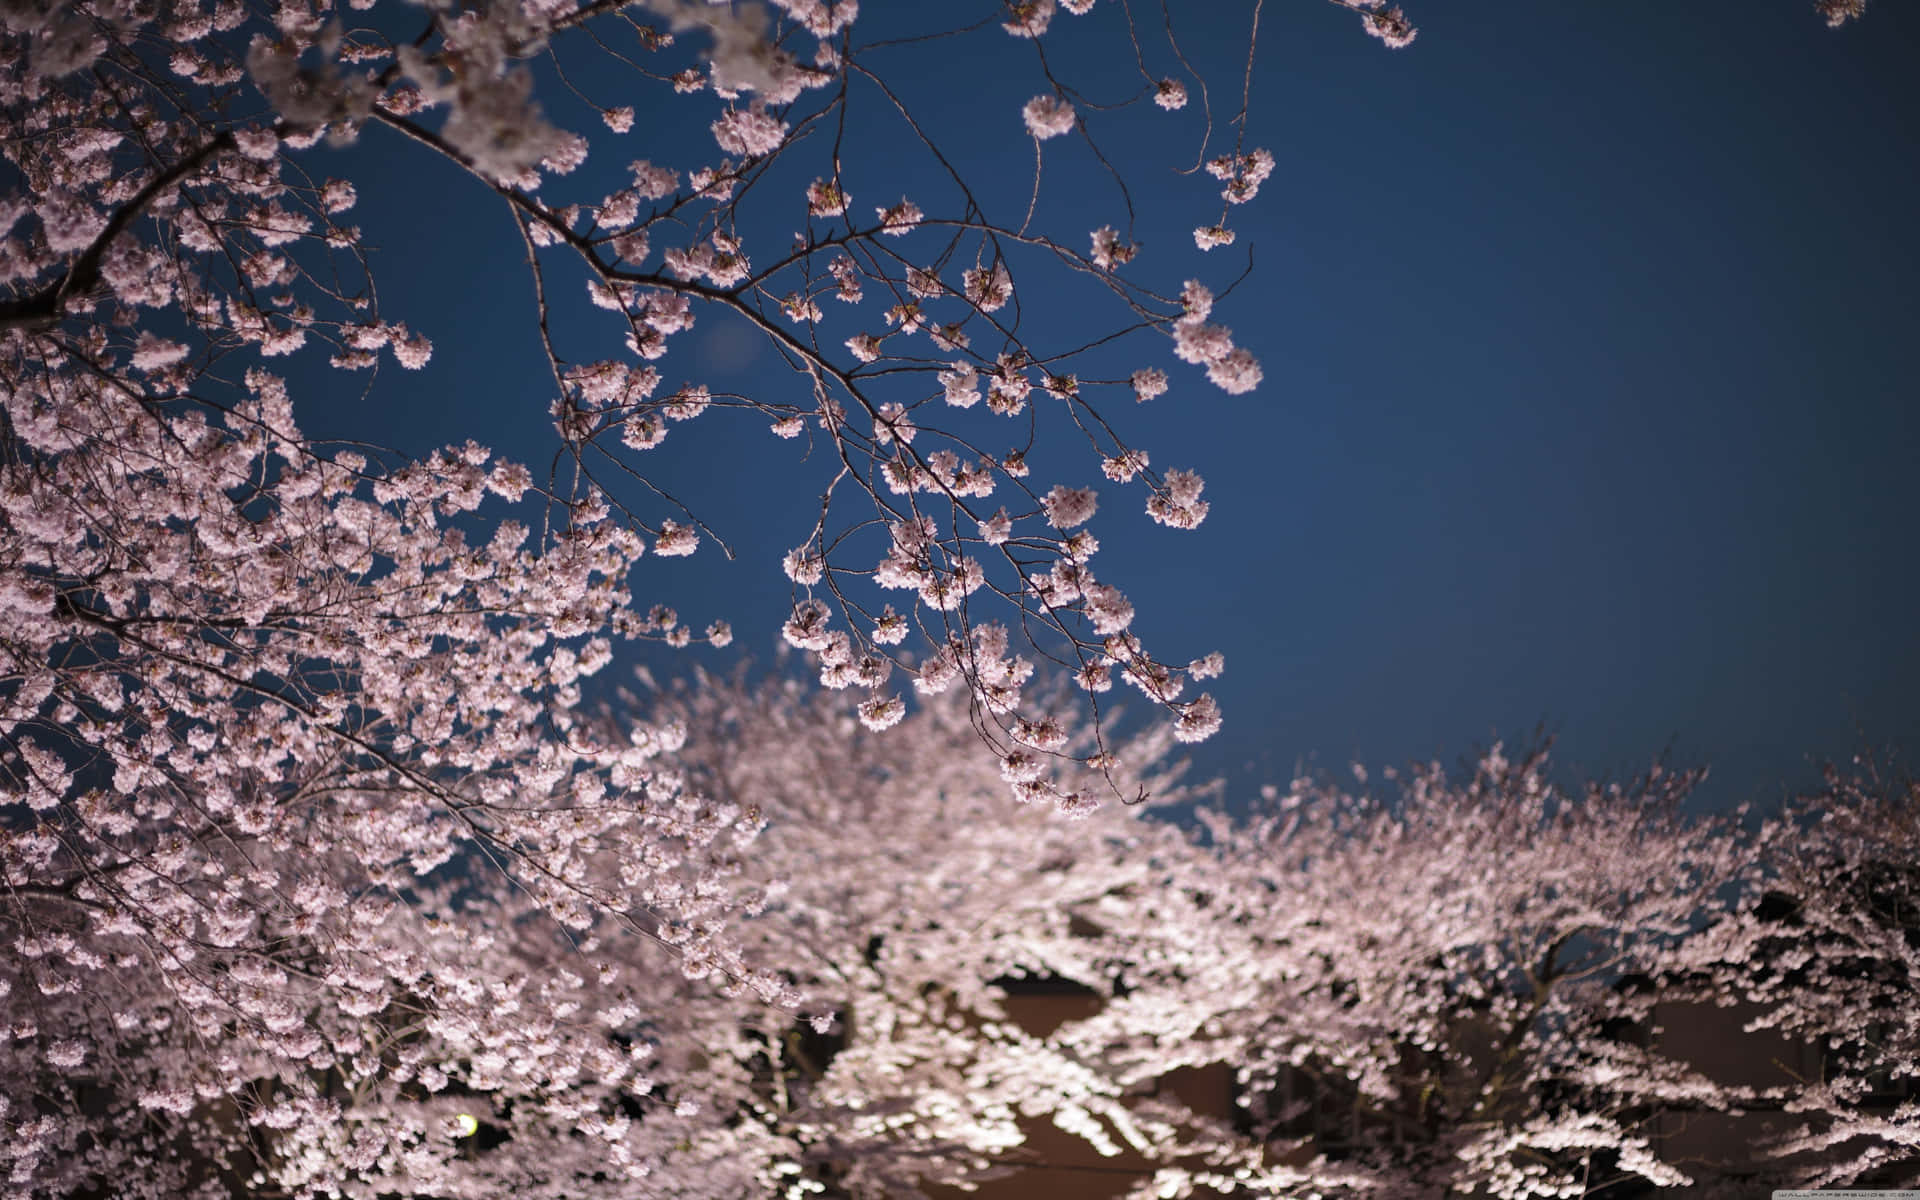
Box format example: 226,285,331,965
1042,485,1098,528
806,177,850,216
876,197,923,234
1090,226,1135,269
711,102,788,156
1002,0,1054,37
1362,3,1418,47
1022,94,1076,139
963,262,1013,312
1193,223,1235,250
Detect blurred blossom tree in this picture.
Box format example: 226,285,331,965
1041,749,1916,1198
1664,758,1920,1191
0,0,1883,1195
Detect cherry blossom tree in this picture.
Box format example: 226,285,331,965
979,747,1911,1200
2,0,1872,794
0,0,1296,802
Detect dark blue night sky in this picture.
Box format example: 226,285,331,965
295,1,1918,814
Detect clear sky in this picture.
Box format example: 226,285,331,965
291,1,1918,814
